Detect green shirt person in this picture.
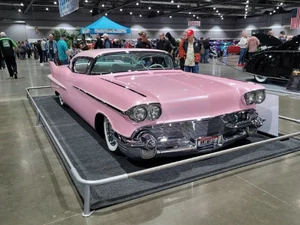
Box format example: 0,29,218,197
0,32,18,78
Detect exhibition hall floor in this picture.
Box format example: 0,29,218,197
1,57,300,225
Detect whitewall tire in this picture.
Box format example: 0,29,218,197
104,117,118,152
58,94,64,106
254,75,267,83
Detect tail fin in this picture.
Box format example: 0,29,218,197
49,61,58,77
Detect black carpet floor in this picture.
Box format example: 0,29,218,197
33,96,300,210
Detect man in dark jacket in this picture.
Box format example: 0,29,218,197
0,32,18,78
101,33,112,48
182,29,201,73
94,33,103,49
136,32,152,49
156,32,173,54
202,37,210,63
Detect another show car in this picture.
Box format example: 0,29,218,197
245,34,300,83
49,49,265,160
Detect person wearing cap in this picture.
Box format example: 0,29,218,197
57,33,70,65
279,31,287,43
182,29,202,73
0,32,18,79
101,33,112,48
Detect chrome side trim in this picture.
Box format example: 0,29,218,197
72,85,124,114
100,78,147,97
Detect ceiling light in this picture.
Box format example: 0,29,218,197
246,5,248,7
120,8,123,11
148,6,151,9
244,16,246,18
46,7,49,10
102,4,104,7
216,10,218,12
245,11,248,14
139,14,142,17
246,0,249,3
90,10,92,13
270,12,272,15
85,0,88,2
213,7,216,10
273,10,275,12
277,6,279,9
171,0,174,3
169,15,172,18
177,5,180,8
221,18,224,20
189,12,191,14
193,14,195,17
157,10,160,13
245,8,247,11
196,16,199,19
54,1,57,4
105,13,108,16
18,9,21,12
218,13,220,15
130,12,132,15
20,3,24,6
280,2,283,5
136,2,139,5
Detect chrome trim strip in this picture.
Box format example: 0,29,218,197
100,78,147,97
72,85,124,114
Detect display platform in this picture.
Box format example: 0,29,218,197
32,95,300,211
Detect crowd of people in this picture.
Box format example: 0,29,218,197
2,28,289,78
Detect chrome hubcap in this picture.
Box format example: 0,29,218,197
106,121,117,146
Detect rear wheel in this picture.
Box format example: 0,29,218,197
104,117,118,152
254,75,267,83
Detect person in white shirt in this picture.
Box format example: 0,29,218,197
41,38,47,63
237,31,248,67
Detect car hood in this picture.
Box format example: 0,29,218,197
106,71,256,122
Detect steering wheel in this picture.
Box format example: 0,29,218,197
149,64,164,69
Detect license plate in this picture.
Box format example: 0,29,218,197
197,136,219,148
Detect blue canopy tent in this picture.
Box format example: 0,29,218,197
80,16,130,34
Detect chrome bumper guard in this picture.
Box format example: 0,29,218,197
116,109,264,159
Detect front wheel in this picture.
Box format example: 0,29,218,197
254,75,267,83
103,117,119,152
58,94,64,106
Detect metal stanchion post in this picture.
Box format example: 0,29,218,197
35,110,42,127
82,184,93,217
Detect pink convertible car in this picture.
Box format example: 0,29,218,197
49,49,265,160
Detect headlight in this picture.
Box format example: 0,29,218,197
133,106,147,122
244,89,266,105
148,105,162,120
126,104,162,122
244,92,256,105
255,90,266,104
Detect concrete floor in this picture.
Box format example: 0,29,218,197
1,57,300,225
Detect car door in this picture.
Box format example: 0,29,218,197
68,57,93,119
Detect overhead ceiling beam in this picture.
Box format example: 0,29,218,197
148,0,241,18
101,0,140,14
24,0,35,14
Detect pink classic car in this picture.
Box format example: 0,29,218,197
48,49,265,160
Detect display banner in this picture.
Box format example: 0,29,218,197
188,21,201,26
94,28,127,34
59,0,79,17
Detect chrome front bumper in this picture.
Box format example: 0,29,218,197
116,109,264,159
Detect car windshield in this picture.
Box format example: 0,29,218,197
276,35,300,50
90,51,176,75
